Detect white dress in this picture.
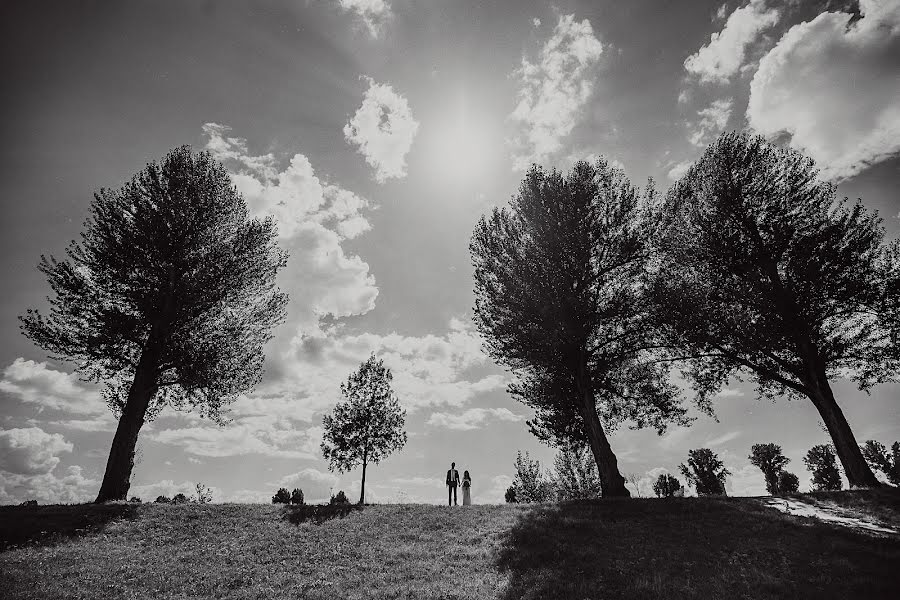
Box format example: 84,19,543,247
462,479,471,505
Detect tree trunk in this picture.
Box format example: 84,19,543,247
807,377,880,489
576,369,629,497
359,458,367,505
95,339,161,503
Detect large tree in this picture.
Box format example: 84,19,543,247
471,160,688,497
650,131,894,489
20,147,288,502
320,354,407,505
679,448,730,496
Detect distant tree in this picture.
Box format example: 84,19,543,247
749,443,792,495
511,450,555,503
154,495,171,504
128,496,142,503
804,444,843,491
19,147,289,502
194,483,212,504
330,490,350,505
290,488,305,505
653,473,683,498
19,500,38,507
861,440,900,486
505,485,518,503
472,160,690,497
272,488,291,504
777,471,800,494
172,493,190,504
321,355,407,505
552,445,602,500
650,132,893,489
679,448,730,496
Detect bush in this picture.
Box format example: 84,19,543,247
330,490,350,505
272,488,291,504
291,488,305,505
777,471,800,494
172,493,190,504
18,500,37,507
128,496,142,503
505,485,518,503
154,495,171,504
653,474,683,498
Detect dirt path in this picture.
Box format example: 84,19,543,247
762,497,898,535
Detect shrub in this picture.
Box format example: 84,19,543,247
154,495,171,504
172,493,190,504
511,450,555,503
128,496,142,503
653,474,683,498
505,485,518,503
272,488,291,504
330,490,350,505
777,471,800,494
19,500,37,507
291,488,305,505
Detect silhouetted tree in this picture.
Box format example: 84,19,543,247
505,485,518,503
777,471,800,494
679,448,729,496
272,488,291,504
321,355,407,505
552,445,602,500
749,443,791,495
172,493,190,504
472,160,689,497
330,490,349,505
653,473,683,498
650,132,893,489
804,444,843,491
290,488,305,505
20,147,288,502
861,440,900,486
154,495,171,504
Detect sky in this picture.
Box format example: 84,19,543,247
1,0,899,504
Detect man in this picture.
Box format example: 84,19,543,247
446,461,461,506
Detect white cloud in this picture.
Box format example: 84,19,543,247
335,0,391,38
483,474,514,504
426,407,523,431
667,160,693,181
704,430,741,447
343,78,419,183
747,0,900,180
0,427,73,475
510,13,604,170
0,465,98,505
0,358,101,415
684,0,780,83
689,97,733,147
129,479,222,503
151,419,323,459
275,467,340,503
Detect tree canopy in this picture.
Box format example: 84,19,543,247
679,448,730,496
749,443,791,495
804,444,843,491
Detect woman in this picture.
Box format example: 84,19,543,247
462,470,472,505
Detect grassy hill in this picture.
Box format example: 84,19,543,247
1,491,899,599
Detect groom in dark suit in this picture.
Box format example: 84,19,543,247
446,461,461,506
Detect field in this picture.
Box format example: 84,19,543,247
1,491,899,599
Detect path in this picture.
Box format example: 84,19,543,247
762,497,898,535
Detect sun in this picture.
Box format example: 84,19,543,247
423,105,496,187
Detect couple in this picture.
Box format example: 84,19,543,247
445,461,471,506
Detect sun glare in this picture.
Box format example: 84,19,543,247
425,108,495,187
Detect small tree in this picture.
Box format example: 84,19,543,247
861,440,900,486
290,488,305,505
679,448,730,496
777,471,800,494
552,445,602,500
653,473,683,498
511,450,555,503
749,443,791,495
172,493,190,504
194,483,213,504
330,490,350,505
804,444,843,491
154,495,171,504
19,147,289,502
272,488,291,504
321,355,407,505
505,485,518,503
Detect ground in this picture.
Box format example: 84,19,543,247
1,491,899,599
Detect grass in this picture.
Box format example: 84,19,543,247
1,491,899,599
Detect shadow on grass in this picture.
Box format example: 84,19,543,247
0,503,138,552
494,497,900,600
281,503,364,525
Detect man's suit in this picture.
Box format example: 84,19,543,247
446,468,461,505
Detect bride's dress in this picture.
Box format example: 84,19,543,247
462,481,471,505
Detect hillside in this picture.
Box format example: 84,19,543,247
1,492,899,599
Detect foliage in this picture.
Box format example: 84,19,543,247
19,146,289,501
128,497,142,504
861,440,900,486
650,131,889,488
194,483,213,504
171,493,190,505
653,473,683,498
804,444,843,491
749,443,792,495
510,451,555,503
272,488,291,504
777,471,800,494
679,448,730,496
321,354,407,504
154,495,171,504
471,159,689,497
505,485,518,503
552,445,602,500
290,488,305,505
330,491,350,505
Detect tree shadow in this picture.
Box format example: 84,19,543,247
0,503,139,552
494,497,900,600
281,503,364,525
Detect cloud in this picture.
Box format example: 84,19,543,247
426,407,523,431
334,0,391,38
274,467,340,503
510,13,604,170
684,0,780,83
0,465,98,505
704,430,741,447
151,419,324,459
343,78,419,183
689,97,733,147
747,0,900,180
129,479,222,503
624,466,673,498
483,474,514,504
667,160,693,181
0,427,73,475
0,358,101,415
